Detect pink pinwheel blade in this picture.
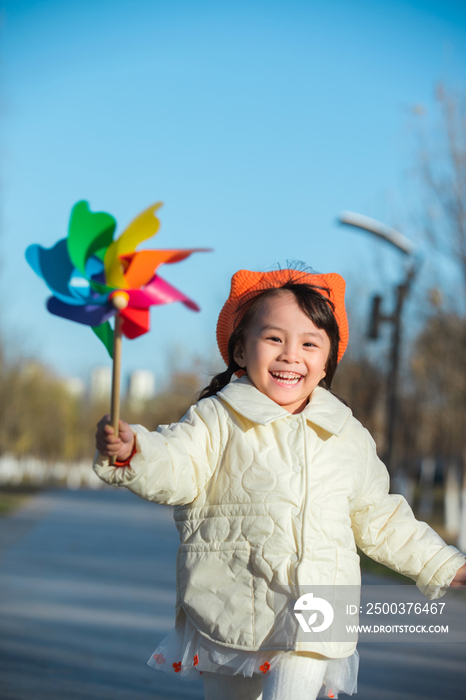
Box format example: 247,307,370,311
126,275,200,311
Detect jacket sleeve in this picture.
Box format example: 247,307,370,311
350,431,466,599
93,398,224,506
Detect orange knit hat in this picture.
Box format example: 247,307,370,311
216,268,349,366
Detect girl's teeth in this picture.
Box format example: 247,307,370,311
271,372,302,385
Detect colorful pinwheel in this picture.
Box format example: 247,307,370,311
26,200,208,357
26,200,210,461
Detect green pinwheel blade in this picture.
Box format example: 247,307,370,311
67,201,116,277
93,245,110,262
92,322,114,358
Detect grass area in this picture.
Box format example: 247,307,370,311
0,486,40,517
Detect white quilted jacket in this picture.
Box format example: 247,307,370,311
94,376,465,657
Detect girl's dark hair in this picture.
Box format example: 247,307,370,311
199,282,340,400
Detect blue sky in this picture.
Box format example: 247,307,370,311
2,0,466,388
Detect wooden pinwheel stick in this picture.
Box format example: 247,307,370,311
109,293,129,466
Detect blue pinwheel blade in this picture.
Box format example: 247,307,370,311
26,239,82,305
47,296,116,327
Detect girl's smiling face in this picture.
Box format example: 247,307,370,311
233,291,331,414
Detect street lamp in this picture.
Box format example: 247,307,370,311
338,211,421,475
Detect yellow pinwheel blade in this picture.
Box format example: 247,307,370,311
104,202,163,289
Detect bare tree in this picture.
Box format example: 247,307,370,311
408,84,466,541
417,83,466,298
410,311,466,459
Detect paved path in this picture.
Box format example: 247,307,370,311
0,488,203,699
0,487,465,699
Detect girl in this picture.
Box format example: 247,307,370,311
94,267,466,700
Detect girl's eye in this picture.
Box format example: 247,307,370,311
266,336,281,342
303,342,316,348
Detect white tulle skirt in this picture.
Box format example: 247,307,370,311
147,610,358,699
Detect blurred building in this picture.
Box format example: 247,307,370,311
90,366,112,402
127,370,156,407
63,377,86,398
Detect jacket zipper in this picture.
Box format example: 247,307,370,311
297,413,307,574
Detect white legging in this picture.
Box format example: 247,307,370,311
203,654,328,700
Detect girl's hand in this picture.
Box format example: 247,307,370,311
450,563,466,587
95,415,135,462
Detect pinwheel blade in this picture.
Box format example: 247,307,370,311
116,201,163,253
92,322,114,358
67,201,116,277
122,248,212,288
126,274,200,311
47,296,116,327
120,307,150,339
104,202,162,289
25,239,80,304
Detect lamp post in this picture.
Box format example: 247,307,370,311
338,211,421,475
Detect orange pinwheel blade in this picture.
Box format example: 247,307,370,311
122,248,211,289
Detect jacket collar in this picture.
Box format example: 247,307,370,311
217,376,352,436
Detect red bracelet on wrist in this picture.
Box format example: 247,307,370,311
114,442,137,467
